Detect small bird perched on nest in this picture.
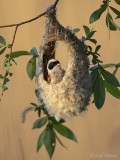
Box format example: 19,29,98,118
47,59,65,84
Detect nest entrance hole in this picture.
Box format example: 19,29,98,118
55,42,69,70
43,41,69,82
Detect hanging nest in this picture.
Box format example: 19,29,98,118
36,5,92,121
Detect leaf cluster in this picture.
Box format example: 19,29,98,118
31,90,77,158
78,25,102,65
0,37,38,95
81,25,120,109
0,36,13,92
89,0,120,35
91,64,120,109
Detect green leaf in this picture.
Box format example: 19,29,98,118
95,45,101,53
4,61,12,68
113,63,120,75
11,58,17,65
0,47,6,55
106,13,117,31
38,108,41,117
116,15,120,19
54,131,67,148
0,36,6,46
101,63,116,68
37,129,45,152
110,6,120,17
49,117,65,124
114,0,120,5
115,62,120,68
30,102,38,107
94,75,105,109
35,89,39,98
101,69,120,87
92,56,97,65
89,5,107,24
113,68,118,75
90,65,98,71
86,31,96,40
33,105,40,111
44,126,56,158
87,45,92,52
104,80,120,99
83,25,90,36
7,44,12,48
4,61,12,74
89,39,97,44
91,68,99,92
4,72,8,78
33,117,47,129
0,84,8,91
3,86,8,91
109,19,120,30
3,78,10,85
81,36,86,42
34,107,40,111
0,74,3,79
72,28,80,34
52,123,77,142
26,57,36,80
35,89,43,103
6,51,32,59
9,72,13,77
33,106,41,114
30,47,38,55
92,99,95,103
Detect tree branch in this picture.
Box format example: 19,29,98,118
0,0,60,62
0,0,59,28
8,25,18,61
0,12,46,28
53,0,59,7
0,0,60,101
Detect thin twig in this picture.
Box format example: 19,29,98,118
8,25,18,61
1,0,60,61
0,26,18,101
0,12,46,28
54,0,59,7
0,0,59,28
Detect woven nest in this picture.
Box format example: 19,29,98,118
36,5,92,121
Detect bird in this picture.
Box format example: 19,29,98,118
47,59,65,84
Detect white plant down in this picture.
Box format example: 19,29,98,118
36,5,92,121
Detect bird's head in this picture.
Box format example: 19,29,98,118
47,59,61,73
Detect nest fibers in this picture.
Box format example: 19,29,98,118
36,5,92,121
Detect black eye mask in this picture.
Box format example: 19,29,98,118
48,61,60,70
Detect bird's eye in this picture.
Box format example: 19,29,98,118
48,63,54,70
48,61,60,70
